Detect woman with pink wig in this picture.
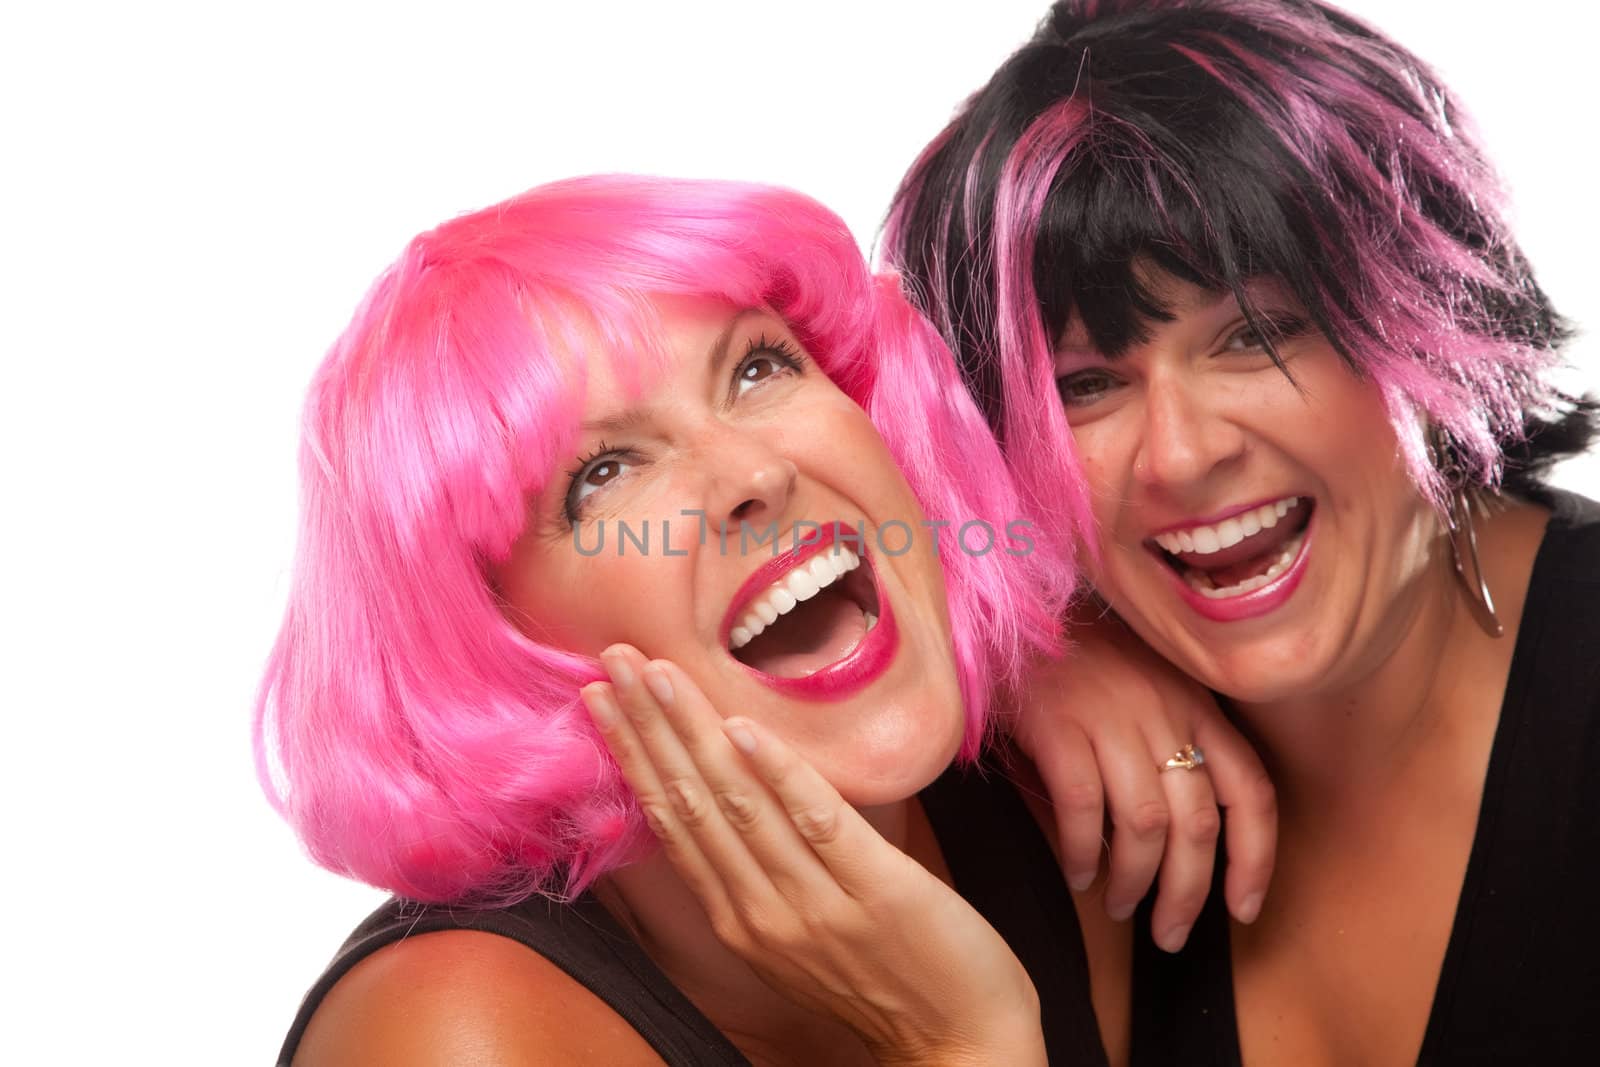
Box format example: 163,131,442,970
886,0,1599,1063
260,174,1281,1064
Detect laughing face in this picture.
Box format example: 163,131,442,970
1053,274,1442,705
494,298,964,805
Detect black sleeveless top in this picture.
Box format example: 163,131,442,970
1130,489,1600,1066
279,760,1104,1065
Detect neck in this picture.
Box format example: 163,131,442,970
1226,499,1545,817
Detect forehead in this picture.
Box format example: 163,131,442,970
571,295,750,423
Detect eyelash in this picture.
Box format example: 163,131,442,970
735,334,807,394
1053,314,1312,409
561,336,809,524
1224,313,1310,353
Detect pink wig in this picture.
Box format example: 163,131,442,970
255,176,1070,904
886,0,1587,556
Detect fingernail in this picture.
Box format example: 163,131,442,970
724,718,757,755
643,664,673,705
1068,870,1096,893
1158,923,1192,953
1237,892,1263,924
580,685,617,726
1106,899,1137,923
601,648,634,687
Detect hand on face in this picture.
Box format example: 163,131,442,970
1015,609,1278,951
582,645,1046,1067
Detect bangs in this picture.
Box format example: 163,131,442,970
260,174,1068,905
886,0,1576,512
1030,81,1329,361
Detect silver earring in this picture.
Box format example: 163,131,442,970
1446,489,1504,639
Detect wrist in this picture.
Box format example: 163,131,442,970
870,983,1044,1067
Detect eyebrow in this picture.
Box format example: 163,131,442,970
579,407,652,436
577,306,771,433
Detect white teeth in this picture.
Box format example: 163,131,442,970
1182,530,1306,599
727,545,862,650
789,569,820,601
1152,496,1301,557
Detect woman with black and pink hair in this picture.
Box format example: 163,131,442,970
885,0,1598,1063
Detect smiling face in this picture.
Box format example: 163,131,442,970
494,298,964,805
1053,274,1444,704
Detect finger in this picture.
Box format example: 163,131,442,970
595,646,776,907
579,679,734,915
1144,732,1220,953
719,713,898,894
1026,721,1105,892
1092,722,1170,923
640,659,840,904
1193,715,1278,925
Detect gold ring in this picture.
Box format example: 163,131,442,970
1160,743,1206,772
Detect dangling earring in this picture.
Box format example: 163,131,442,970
1430,425,1504,639
1445,486,1505,639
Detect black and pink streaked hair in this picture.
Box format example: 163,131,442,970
254,176,1069,905
885,0,1590,549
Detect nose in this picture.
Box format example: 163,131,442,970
697,421,799,539
1131,368,1245,491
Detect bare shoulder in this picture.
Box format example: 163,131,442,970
292,928,666,1066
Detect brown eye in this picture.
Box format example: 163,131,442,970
1223,325,1268,352
584,459,622,487
731,336,805,398
733,352,794,396
1056,369,1122,407
564,449,634,522
739,356,782,386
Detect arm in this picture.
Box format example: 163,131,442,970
584,645,1047,1067
1014,608,1278,949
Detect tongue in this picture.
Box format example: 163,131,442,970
1202,547,1286,588
735,587,869,678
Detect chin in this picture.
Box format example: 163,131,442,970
825,687,966,808
1183,637,1337,706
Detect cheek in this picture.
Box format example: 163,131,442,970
1071,417,1126,503
500,539,683,657
1074,442,1129,571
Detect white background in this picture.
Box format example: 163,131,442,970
3,1,1594,1061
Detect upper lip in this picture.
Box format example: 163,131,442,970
718,521,857,648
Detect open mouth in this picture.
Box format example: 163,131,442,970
726,543,881,676
719,524,894,697
1148,496,1314,600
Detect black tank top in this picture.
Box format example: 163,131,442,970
278,759,1104,1065
1130,489,1600,1066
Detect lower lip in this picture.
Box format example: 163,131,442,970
1168,518,1314,623
735,561,900,700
